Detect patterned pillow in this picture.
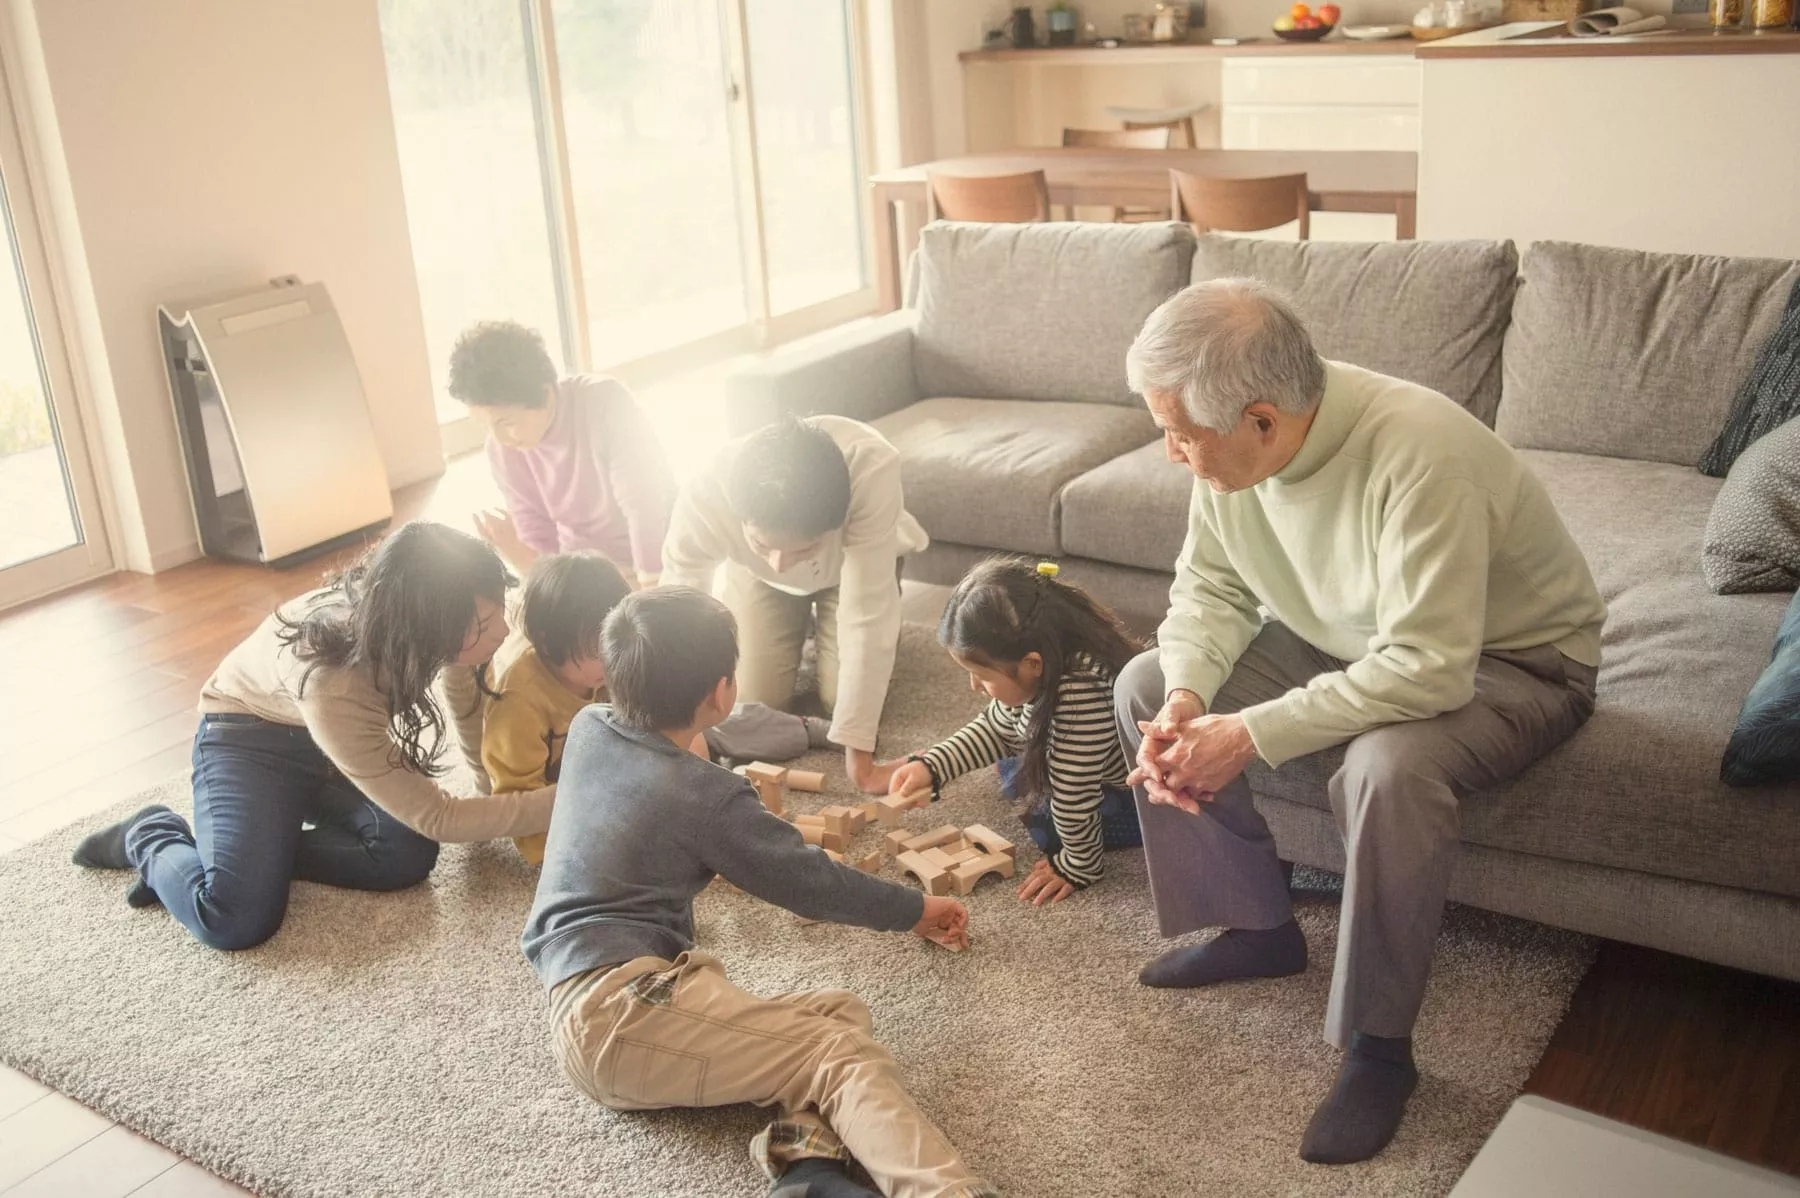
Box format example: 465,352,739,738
1704,416,1800,594
1722,588,1800,786
1699,275,1800,478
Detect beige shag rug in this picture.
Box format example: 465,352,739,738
0,625,1592,1197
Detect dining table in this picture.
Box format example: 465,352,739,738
867,147,1418,311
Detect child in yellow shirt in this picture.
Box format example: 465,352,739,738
485,553,829,863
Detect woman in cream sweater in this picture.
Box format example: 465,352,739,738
72,522,554,950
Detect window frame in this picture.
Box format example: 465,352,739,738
435,0,881,453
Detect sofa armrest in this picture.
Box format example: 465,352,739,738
725,311,920,434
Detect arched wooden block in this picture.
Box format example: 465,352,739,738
951,852,1016,896
896,849,952,896
962,823,1016,860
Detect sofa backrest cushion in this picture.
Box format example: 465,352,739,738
1189,235,1517,427
911,220,1197,408
1498,241,1800,467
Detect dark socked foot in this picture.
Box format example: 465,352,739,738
802,717,834,751
125,877,162,909
71,805,172,870
1138,919,1307,989
768,1157,880,1198
1300,1034,1419,1165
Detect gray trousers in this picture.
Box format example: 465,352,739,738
1117,623,1597,1048
702,702,812,763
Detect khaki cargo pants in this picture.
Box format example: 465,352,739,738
549,951,997,1198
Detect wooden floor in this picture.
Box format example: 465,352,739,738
0,453,1796,1192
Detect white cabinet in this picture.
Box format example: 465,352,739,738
1220,56,1422,151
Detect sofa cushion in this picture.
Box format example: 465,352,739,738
911,221,1196,409
1190,235,1517,426
1246,450,1800,899
1497,242,1800,467
874,398,1157,556
1061,440,1194,572
1704,415,1800,595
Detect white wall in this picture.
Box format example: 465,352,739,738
10,0,440,573
1418,55,1800,259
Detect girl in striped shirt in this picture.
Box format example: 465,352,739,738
886,558,1144,905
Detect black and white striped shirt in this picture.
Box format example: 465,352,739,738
918,655,1128,888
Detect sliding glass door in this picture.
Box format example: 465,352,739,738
380,0,873,439
0,63,110,610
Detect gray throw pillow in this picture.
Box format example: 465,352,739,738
1704,416,1800,594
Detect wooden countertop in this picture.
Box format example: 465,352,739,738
959,38,1419,63
1416,21,1800,56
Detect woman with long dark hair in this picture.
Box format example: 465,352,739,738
72,522,554,950
885,557,1145,906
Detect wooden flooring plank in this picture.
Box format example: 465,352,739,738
1,708,199,814
0,1066,49,1122
6,1123,181,1198
127,1160,255,1197
0,737,194,842
0,1091,113,1190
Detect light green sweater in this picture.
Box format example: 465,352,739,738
1160,361,1606,768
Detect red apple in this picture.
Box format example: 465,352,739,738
1297,14,1322,28
1318,3,1342,23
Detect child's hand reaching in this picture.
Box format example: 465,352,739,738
911,895,969,951
887,760,932,800
1017,859,1076,906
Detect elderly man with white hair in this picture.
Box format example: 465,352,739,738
1116,278,1606,1164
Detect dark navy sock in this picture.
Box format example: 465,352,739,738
1300,1033,1419,1165
1138,919,1307,988
71,805,171,870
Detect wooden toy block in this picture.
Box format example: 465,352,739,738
941,845,982,866
919,847,961,870
743,762,788,786
818,804,865,837
858,801,884,824
950,852,1015,896
785,768,826,793
961,823,1016,860
796,820,847,853
895,850,953,896
883,829,912,856
875,790,930,827
751,778,784,816
901,825,963,854
853,850,883,874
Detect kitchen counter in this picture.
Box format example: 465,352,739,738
959,39,1420,63
1417,21,1800,56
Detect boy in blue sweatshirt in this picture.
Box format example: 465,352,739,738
523,586,995,1198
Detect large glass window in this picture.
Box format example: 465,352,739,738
379,0,566,422
379,0,873,421
745,0,865,316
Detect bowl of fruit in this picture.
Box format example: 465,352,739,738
1273,2,1339,38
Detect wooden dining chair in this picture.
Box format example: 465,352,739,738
1060,127,1175,150
926,170,1051,223
1106,102,1211,149
1169,169,1311,240
1061,127,1175,222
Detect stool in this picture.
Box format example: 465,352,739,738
1105,102,1211,148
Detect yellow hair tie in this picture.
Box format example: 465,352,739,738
1036,561,1060,578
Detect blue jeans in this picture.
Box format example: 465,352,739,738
126,713,439,951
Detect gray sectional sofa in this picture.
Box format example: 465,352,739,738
726,222,1800,983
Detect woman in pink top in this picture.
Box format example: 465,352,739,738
448,321,675,585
